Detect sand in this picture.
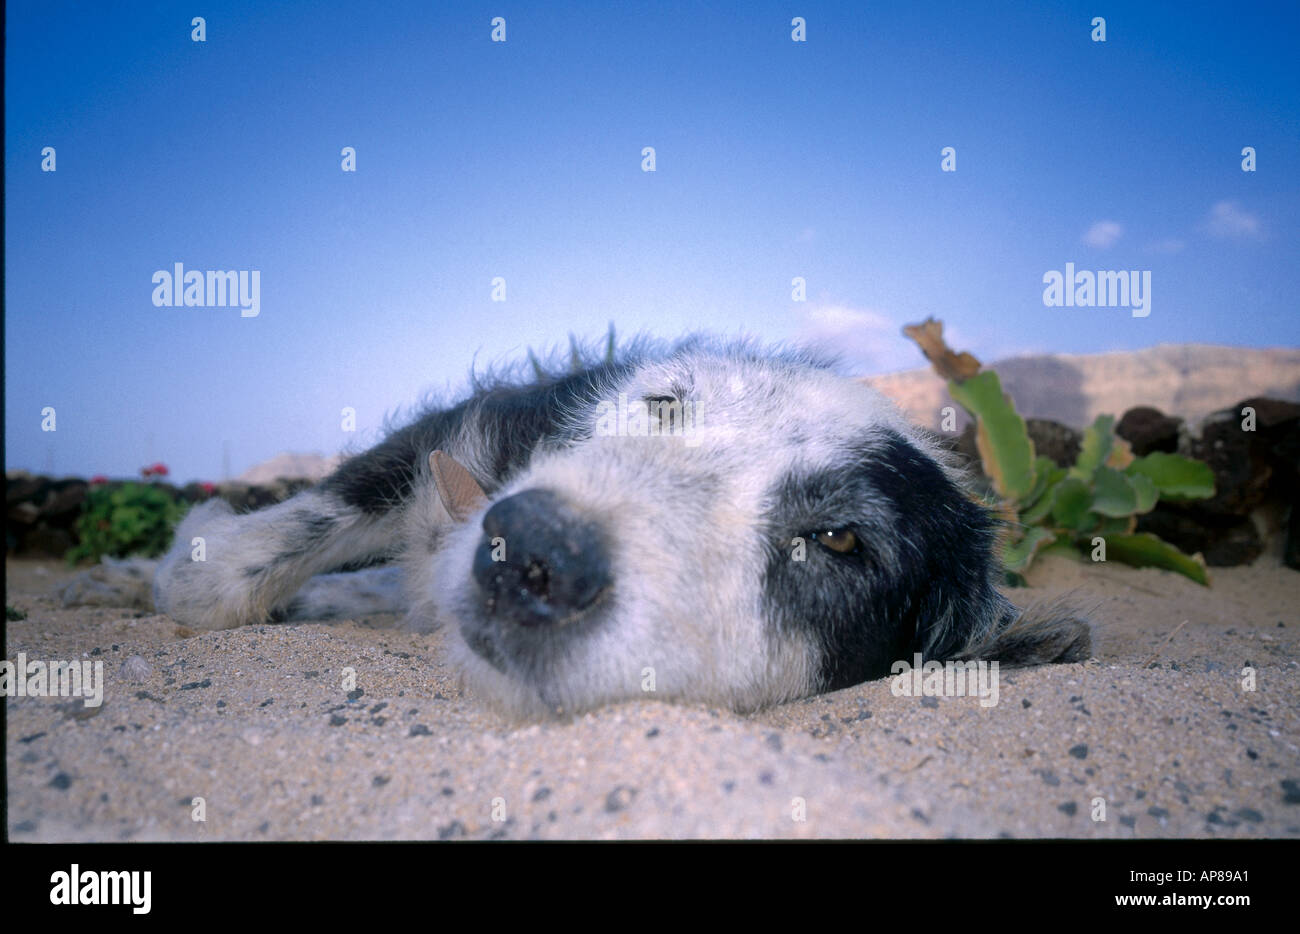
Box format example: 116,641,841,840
5,546,1298,840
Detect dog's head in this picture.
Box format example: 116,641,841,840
430,346,1087,719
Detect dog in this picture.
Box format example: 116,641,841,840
68,336,1091,718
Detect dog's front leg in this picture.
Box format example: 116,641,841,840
152,489,401,630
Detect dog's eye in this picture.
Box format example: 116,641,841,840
811,529,859,554
644,395,684,432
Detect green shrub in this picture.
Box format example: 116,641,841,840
903,319,1215,585
66,482,189,564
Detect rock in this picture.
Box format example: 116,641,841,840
1116,406,1182,456
6,472,50,507
8,501,41,526
5,471,326,556
38,481,88,521
59,557,156,610
1201,519,1265,567
23,526,75,556
1134,510,1209,556
179,482,215,503
1181,398,1298,519
1137,397,1299,568
217,479,312,512
1026,419,1082,468
119,655,153,681
1238,397,1300,432
1185,409,1270,518
1136,510,1267,566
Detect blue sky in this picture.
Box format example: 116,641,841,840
6,0,1298,482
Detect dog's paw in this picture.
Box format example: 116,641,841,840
966,598,1093,666
152,499,263,629
59,556,158,610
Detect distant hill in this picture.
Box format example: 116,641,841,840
866,344,1300,430
236,452,343,485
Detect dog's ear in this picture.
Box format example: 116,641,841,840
429,450,489,522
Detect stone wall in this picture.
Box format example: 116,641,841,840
5,474,316,558
939,396,1297,569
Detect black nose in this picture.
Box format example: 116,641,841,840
472,489,611,626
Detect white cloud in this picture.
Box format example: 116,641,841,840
795,304,920,374
1082,220,1123,249
1199,200,1262,239
1144,238,1186,255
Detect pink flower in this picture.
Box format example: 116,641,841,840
89,475,109,486
199,481,217,495
141,462,170,479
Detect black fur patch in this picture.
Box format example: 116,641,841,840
762,430,1005,692
320,362,634,514
323,405,469,514
242,512,338,579
278,511,338,559
267,599,305,623
964,601,1093,665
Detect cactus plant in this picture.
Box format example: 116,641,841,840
903,318,1215,585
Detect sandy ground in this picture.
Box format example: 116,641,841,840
5,547,1299,840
